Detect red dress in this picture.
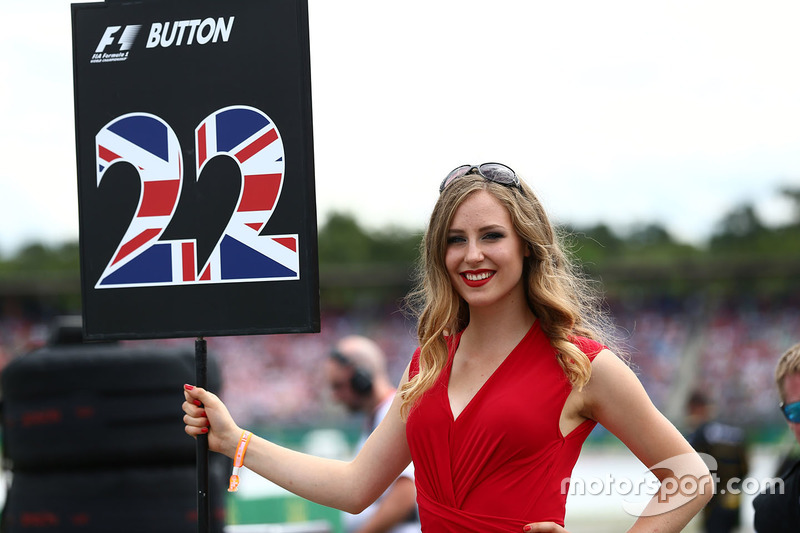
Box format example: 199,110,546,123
406,322,603,531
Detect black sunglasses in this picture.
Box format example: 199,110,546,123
780,401,800,423
439,162,521,194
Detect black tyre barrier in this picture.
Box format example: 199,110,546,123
1,460,229,533
1,340,221,471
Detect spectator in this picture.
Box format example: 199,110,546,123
752,342,800,532
326,335,420,533
686,390,749,533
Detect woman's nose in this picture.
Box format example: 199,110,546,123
465,240,484,263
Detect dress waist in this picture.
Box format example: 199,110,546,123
416,487,536,532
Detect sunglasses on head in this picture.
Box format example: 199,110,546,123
439,162,521,194
780,401,800,423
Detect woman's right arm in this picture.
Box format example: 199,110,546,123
182,365,413,514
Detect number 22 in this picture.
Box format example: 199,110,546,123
93,105,299,289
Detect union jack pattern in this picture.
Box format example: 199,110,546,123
95,113,183,287
94,107,299,288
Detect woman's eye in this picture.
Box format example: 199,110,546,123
483,232,504,241
446,235,466,245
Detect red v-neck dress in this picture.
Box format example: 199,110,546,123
406,322,604,531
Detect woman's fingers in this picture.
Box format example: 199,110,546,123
184,385,222,411
182,384,210,437
184,383,209,403
182,404,208,434
181,384,239,454
183,420,209,436
182,402,206,420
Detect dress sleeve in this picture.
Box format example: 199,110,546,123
571,336,606,362
409,347,422,379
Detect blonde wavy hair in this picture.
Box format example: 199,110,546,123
775,342,800,402
400,173,619,420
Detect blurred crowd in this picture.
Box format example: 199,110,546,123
611,295,800,428
1,296,798,431
690,300,800,425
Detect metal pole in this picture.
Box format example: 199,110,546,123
195,336,210,533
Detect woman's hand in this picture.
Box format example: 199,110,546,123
182,384,242,458
523,523,570,532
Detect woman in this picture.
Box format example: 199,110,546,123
183,163,712,531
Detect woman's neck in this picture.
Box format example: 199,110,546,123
463,295,536,346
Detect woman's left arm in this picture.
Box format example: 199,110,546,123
582,349,713,533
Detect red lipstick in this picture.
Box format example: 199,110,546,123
461,270,494,287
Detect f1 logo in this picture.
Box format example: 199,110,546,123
95,25,142,53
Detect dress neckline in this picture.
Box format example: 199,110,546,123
445,321,539,422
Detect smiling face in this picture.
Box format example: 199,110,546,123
444,189,529,311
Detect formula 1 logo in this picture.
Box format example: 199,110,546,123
91,25,142,63
89,17,235,64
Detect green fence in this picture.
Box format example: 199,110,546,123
227,493,342,533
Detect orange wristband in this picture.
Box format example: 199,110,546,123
228,430,252,492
